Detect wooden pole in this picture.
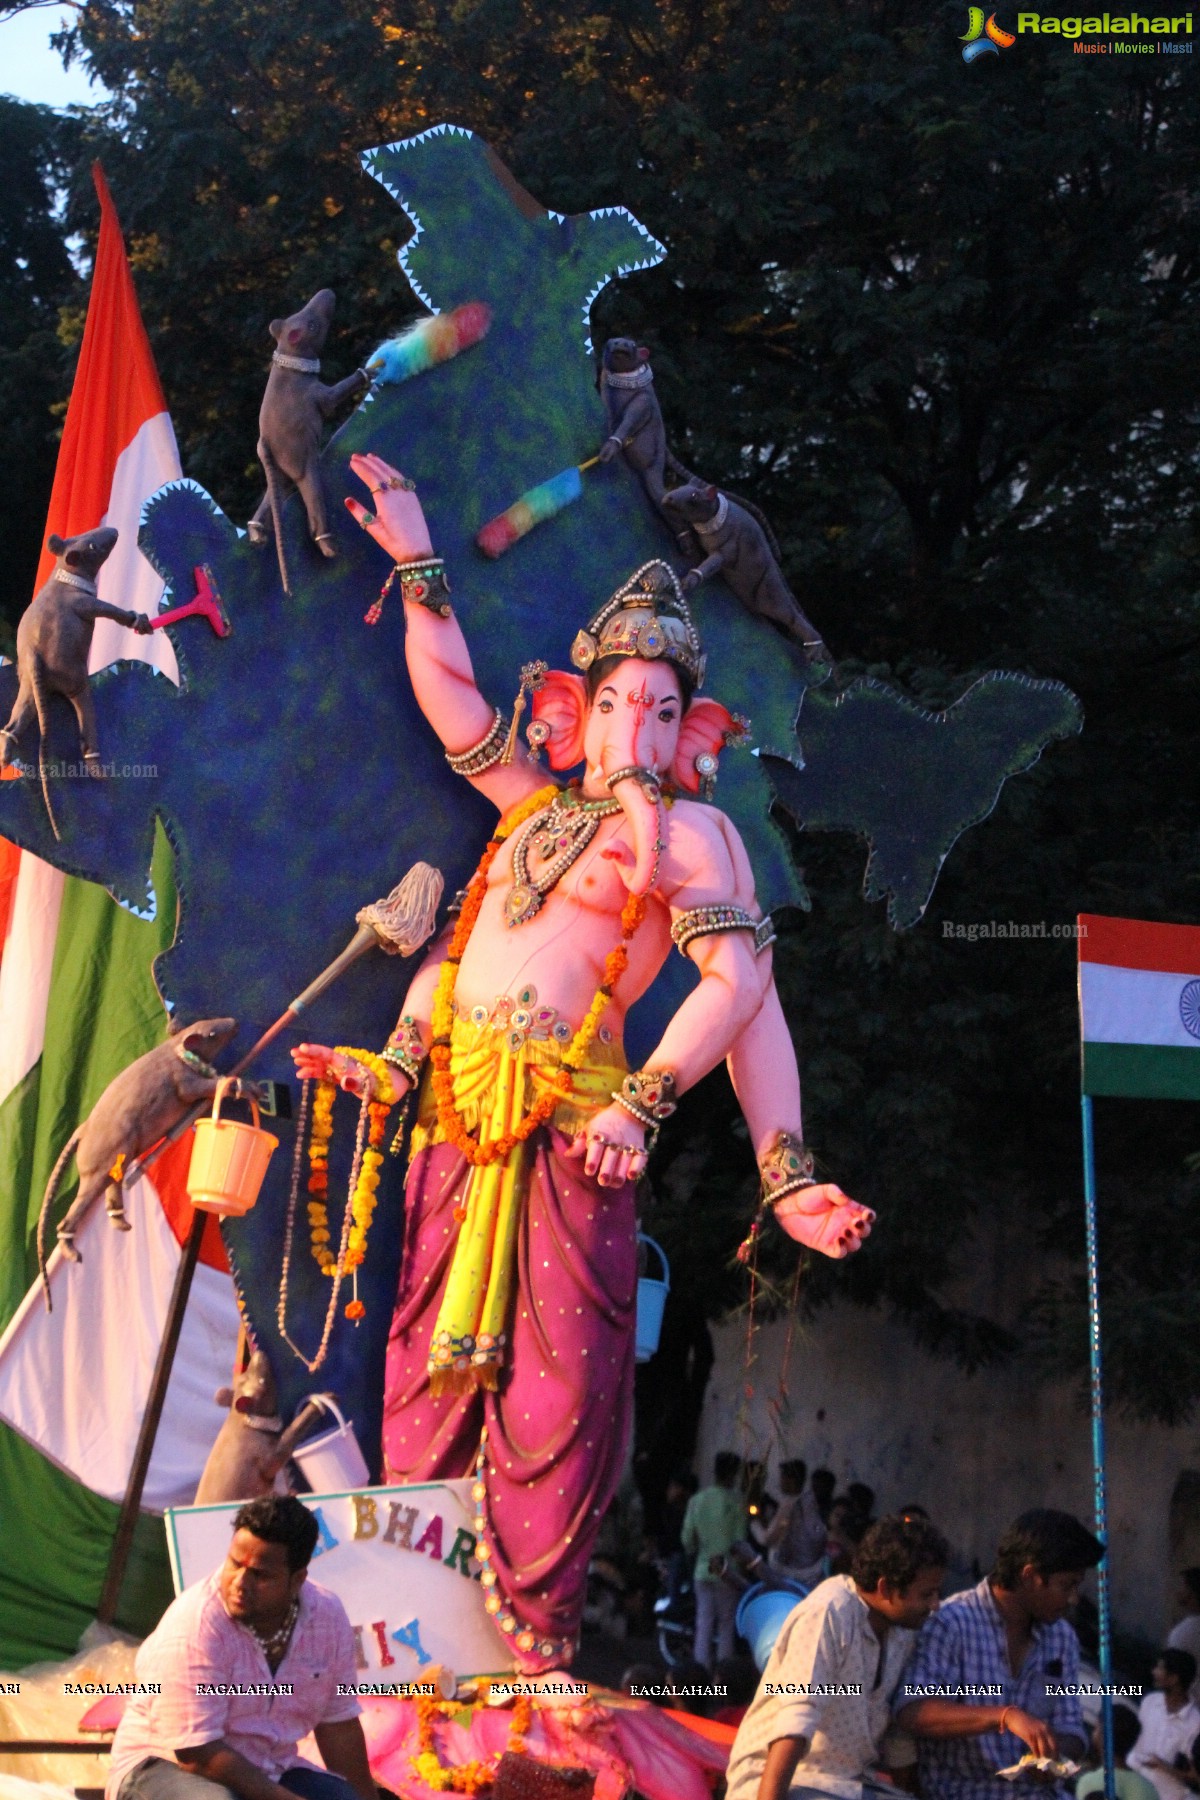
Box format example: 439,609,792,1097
95,1208,205,1624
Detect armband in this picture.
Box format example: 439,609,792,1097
446,709,508,777
671,903,762,957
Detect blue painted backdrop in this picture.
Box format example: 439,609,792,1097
0,125,1080,1471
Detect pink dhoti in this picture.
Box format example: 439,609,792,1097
382,1013,635,1670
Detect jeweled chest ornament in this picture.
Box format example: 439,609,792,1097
504,788,622,928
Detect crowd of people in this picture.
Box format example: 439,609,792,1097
617,1453,1200,1800
100,1467,1200,1800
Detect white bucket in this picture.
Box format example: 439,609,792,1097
291,1394,370,1493
635,1234,669,1364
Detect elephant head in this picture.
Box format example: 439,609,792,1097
530,656,736,895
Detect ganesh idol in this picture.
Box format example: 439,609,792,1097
293,451,874,1671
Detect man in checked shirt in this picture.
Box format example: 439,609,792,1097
894,1509,1104,1800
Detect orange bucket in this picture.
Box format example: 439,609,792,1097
187,1077,278,1216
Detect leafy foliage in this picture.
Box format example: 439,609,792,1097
0,98,81,651
8,0,1198,1421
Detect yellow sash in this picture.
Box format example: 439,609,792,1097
412,1010,626,1395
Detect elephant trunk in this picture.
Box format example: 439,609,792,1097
602,752,663,897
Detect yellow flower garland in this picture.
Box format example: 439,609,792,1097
305,1049,396,1318
411,1692,534,1793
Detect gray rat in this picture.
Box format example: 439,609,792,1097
246,288,368,594
0,527,153,839
662,477,833,669
194,1347,325,1505
37,1017,238,1309
597,337,676,507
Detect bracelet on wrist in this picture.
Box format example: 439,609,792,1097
397,556,452,616
610,1068,677,1149
364,556,451,627
616,1068,677,1121
381,1045,422,1086
758,1130,817,1205
382,1013,428,1087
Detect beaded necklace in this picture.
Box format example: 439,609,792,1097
504,788,622,927
277,1070,392,1370
246,1596,299,1667
430,784,647,1167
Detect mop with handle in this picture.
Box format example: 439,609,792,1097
122,862,444,1187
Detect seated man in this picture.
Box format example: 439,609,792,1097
1128,1649,1200,1800
725,1511,950,1800
1075,1703,1158,1800
107,1496,374,1800
895,1508,1104,1800
735,1457,829,1592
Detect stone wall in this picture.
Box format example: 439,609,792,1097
696,1299,1200,1648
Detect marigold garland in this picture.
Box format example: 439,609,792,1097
411,1691,535,1793
304,1052,394,1319
306,1080,336,1272
430,783,648,1166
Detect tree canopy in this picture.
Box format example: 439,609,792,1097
4,0,1199,1422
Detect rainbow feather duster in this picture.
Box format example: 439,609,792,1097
476,459,603,558
367,302,492,384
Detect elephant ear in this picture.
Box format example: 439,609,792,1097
672,697,737,793
530,669,588,771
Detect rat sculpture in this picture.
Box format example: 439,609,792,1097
596,337,680,511
663,476,833,670
37,1017,239,1308
247,288,369,594
0,527,153,838
194,1345,325,1504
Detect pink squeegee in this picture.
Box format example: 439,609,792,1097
151,565,231,636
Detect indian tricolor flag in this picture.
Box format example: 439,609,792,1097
1079,914,1200,1101
0,168,238,1667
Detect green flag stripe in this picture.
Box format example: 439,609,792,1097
0,823,178,1335
0,1423,174,1666
0,824,178,1665
1082,1041,1200,1100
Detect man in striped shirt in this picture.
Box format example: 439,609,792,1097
894,1509,1103,1800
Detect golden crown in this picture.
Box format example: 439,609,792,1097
570,560,705,689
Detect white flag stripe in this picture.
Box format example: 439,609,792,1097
0,1174,238,1510
1079,962,1200,1049
92,411,182,681
0,853,65,1106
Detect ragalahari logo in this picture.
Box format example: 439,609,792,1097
962,6,1018,56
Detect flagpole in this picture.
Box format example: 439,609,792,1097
1081,1093,1116,1800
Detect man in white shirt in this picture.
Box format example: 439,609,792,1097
1167,1573,1200,1704
1129,1650,1200,1800
725,1512,949,1800
108,1495,375,1800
